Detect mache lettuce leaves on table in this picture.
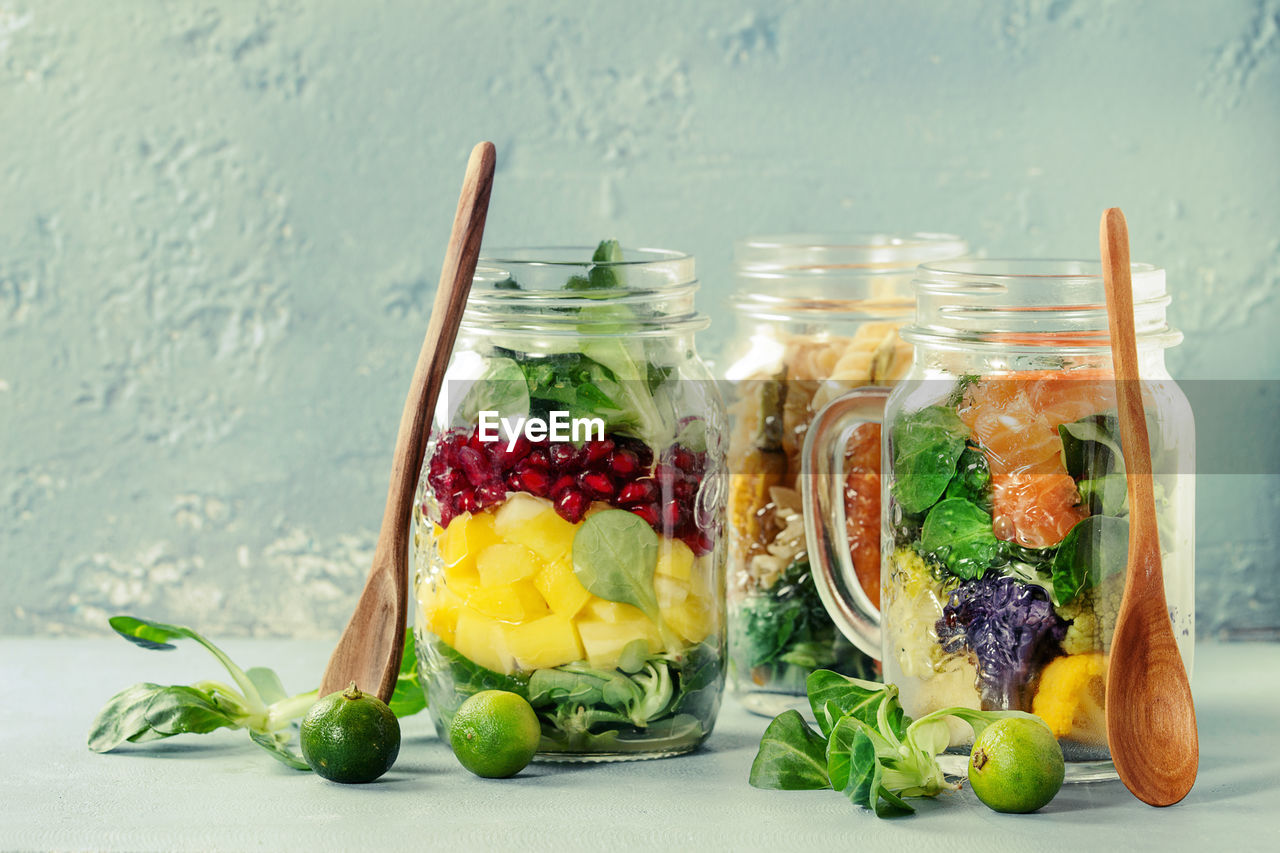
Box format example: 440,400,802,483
88,616,425,770
749,670,1040,817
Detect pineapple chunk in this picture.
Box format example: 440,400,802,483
577,616,663,669
417,580,465,646
584,597,650,623
505,614,584,670
475,542,541,587
655,538,695,581
466,580,549,623
438,510,501,567
655,574,689,609
663,594,716,645
687,554,717,601
534,560,592,617
454,606,515,674
494,493,578,563
442,559,481,599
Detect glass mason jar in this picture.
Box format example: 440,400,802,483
412,246,727,761
723,233,968,716
802,259,1194,781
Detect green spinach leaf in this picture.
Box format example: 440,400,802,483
807,671,907,739
1050,515,1130,606
919,497,1004,580
248,730,310,770
944,446,992,512
748,710,831,790
572,510,660,620
891,406,969,515
388,629,427,718
1059,414,1125,481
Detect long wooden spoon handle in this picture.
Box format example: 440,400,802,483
319,142,496,700
378,142,496,580
1100,207,1198,806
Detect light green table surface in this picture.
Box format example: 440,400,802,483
2,638,1276,852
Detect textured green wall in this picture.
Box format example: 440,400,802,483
3,1,1277,637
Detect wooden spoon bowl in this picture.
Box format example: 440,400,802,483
1100,207,1198,806
319,142,496,701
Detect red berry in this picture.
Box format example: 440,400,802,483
685,530,715,556
672,447,698,472
495,435,532,470
608,449,640,477
555,489,589,523
659,499,682,532
617,480,657,505
525,449,551,470
505,472,523,491
550,474,576,497
629,502,659,527
518,468,553,498
549,442,577,467
457,489,480,515
457,445,493,487
477,482,506,504
674,478,695,501
467,428,486,453
582,438,615,466
578,470,616,499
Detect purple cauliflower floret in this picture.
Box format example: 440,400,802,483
935,575,1067,709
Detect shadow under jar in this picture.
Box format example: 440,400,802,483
802,259,1195,782
722,233,968,717
412,247,727,761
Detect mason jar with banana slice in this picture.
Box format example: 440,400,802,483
722,233,968,717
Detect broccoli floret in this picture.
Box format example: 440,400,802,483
936,575,1067,708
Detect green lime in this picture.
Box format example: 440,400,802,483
448,690,541,778
300,682,401,783
968,716,1065,813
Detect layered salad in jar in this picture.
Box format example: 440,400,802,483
412,243,725,759
883,371,1187,757
728,323,911,698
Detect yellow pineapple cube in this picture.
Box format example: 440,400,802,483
453,606,515,674
663,594,716,645
475,542,541,587
576,613,663,669
687,554,717,601
442,559,481,599
655,538,695,581
466,580,549,623
534,560,592,617
655,574,689,609
494,493,578,563
438,510,501,567
583,597,649,623
505,614,584,670
417,579,465,646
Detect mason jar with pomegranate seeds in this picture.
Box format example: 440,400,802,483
412,244,727,761
722,233,969,718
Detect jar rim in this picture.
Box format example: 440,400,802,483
735,232,968,271
905,258,1181,352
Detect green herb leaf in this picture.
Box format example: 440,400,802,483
891,406,969,515
920,497,1004,580
1059,414,1125,480
246,667,287,705
143,686,240,736
108,615,190,650
1050,515,1130,606
748,710,831,790
388,629,427,718
457,356,531,424
572,510,660,620
806,671,906,739
1078,473,1129,517
943,446,992,512
248,730,310,771
87,682,170,752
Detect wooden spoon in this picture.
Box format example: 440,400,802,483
1100,207,1198,806
320,141,497,701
